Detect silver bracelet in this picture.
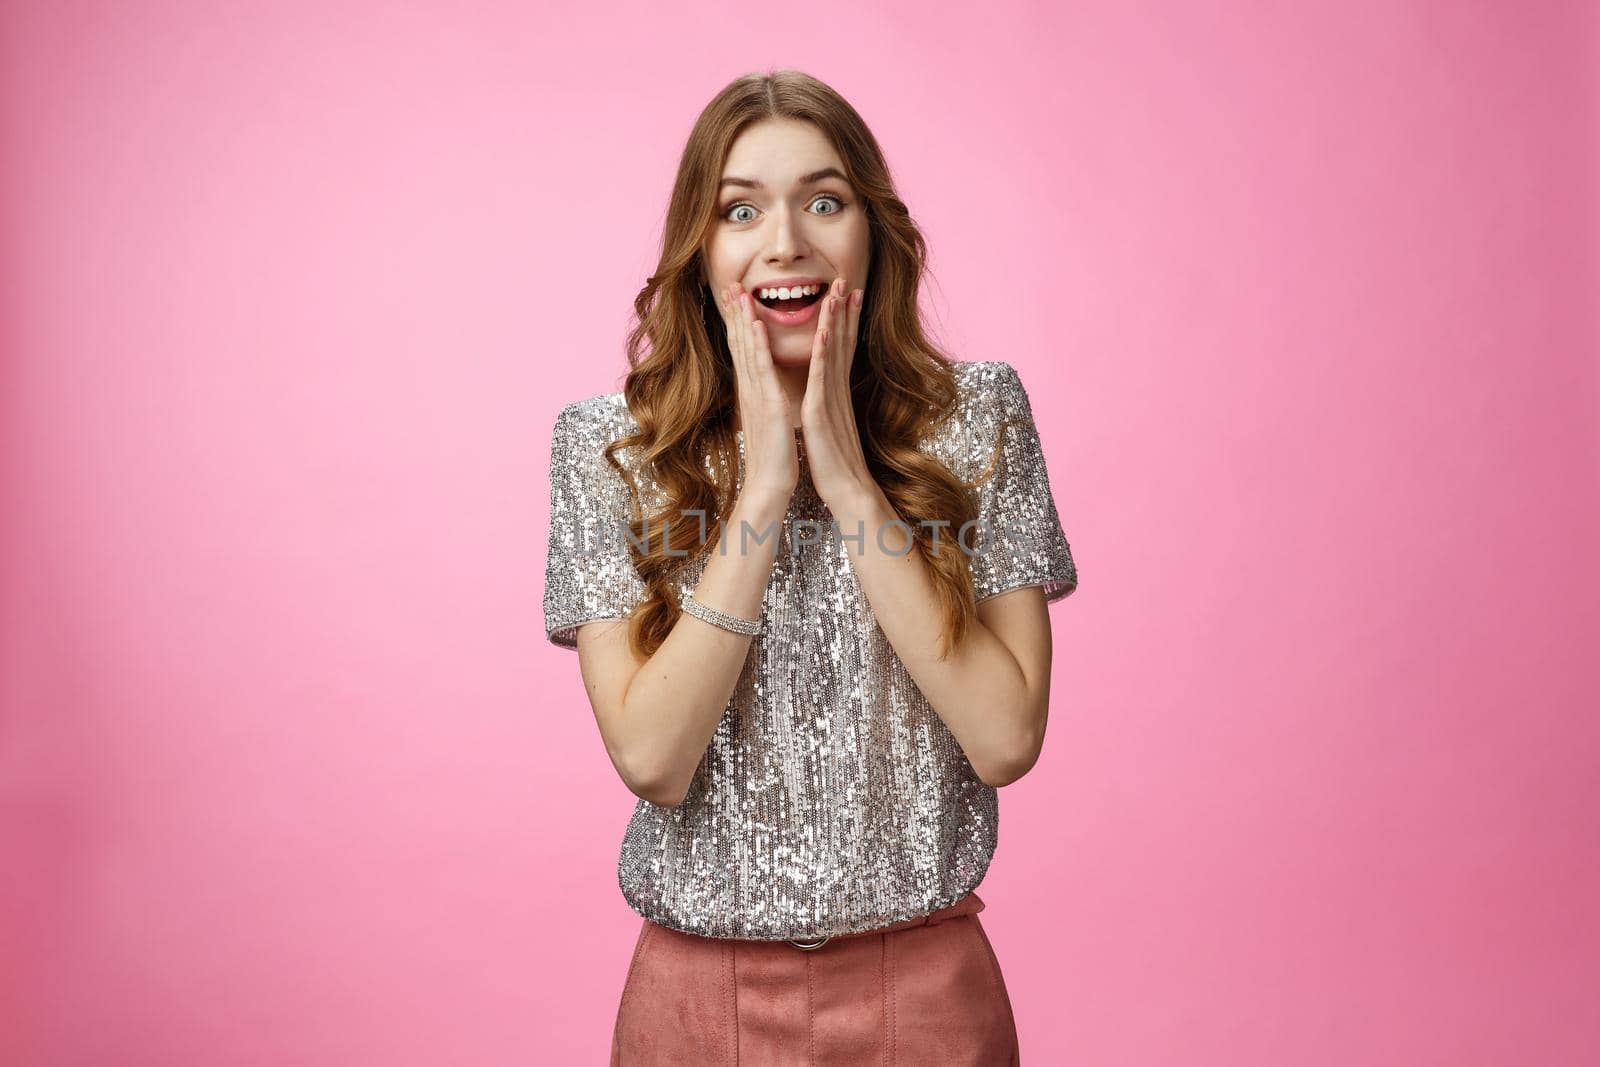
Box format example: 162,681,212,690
679,589,763,636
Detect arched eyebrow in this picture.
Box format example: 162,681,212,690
718,167,849,191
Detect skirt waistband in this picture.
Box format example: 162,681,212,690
778,890,987,951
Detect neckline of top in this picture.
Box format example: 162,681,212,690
733,427,806,437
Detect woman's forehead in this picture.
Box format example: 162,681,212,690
722,120,843,181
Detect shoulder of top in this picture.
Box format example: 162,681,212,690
554,390,639,437
914,362,1020,470
556,389,627,422
950,359,1028,413
952,358,1020,385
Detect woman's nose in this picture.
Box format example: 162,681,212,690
766,207,810,259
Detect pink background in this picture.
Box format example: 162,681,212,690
3,2,1596,1064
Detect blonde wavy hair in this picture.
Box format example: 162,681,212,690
608,69,1003,661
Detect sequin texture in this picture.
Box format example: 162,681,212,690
543,360,1077,941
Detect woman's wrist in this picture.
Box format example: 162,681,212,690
730,490,791,541
826,481,893,527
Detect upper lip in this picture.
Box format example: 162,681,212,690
750,276,830,293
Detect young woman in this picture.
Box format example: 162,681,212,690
544,69,1078,1065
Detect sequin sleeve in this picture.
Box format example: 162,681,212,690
967,362,1079,604
543,401,649,650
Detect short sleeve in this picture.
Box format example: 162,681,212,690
543,402,650,650
966,363,1079,604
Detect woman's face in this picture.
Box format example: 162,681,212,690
702,118,871,367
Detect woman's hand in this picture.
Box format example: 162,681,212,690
715,283,799,505
800,279,874,511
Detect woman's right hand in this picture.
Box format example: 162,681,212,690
715,283,799,505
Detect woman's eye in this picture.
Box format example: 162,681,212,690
722,195,847,224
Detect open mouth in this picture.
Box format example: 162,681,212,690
756,285,826,314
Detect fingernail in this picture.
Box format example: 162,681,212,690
852,290,863,308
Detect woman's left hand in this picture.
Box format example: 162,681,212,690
800,279,875,511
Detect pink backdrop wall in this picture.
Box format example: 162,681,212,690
3,1,1596,1063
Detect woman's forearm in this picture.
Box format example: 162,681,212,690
831,488,1041,787
618,490,789,807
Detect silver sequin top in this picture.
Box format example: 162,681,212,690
543,360,1078,941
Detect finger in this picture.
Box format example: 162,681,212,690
717,284,737,354
827,279,849,409
721,286,743,375
844,286,863,372
740,286,784,413
803,293,830,425
733,284,753,375
726,285,762,427
716,284,739,345
749,303,779,389
808,291,830,382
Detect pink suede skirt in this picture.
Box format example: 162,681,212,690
609,890,1020,1065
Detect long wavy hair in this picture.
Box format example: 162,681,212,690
608,69,1003,661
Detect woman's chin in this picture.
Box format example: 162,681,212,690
767,343,816,367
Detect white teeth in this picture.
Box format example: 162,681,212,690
758,283,822,301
